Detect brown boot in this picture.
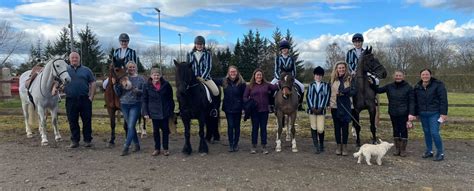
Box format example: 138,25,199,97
400,138,408,157
342,144,348,156
393,137,401,156
335,144,342,155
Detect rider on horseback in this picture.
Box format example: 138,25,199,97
186,35,219,97
270,39,305,111
103,33,138,89
346,33,379,87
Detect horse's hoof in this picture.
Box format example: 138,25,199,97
55,137,63,142
26,134,34,138
292,148,298,153
199,152,208,156
276,148,282,152
41,141,49,146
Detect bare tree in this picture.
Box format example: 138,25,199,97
325,42,345,70
0,20,26,66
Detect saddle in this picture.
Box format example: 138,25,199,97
25,65,44,89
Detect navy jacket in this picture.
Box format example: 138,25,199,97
377,80,415,117
215,78,247,114
142,78,175,120
414,78,448,115
306,81,331,115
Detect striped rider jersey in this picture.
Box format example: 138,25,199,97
187,49,212,80
113,47,138,68
346,48,364,73
274,55,296,80
306,81,331,115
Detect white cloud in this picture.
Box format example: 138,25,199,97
329,5,359,10
406,0,474,12
296,19,474,66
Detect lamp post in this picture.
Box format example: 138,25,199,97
68,0,74,52
178,33,182,62
154,8,162,72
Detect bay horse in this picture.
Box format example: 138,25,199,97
275,73,299,152
174,60,216,155
19,56,71,145
104,64,127,146
352,46,387,146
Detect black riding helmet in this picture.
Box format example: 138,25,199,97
313,66,324,76
352,33,364,42
279,40,290,50
194,36,205,45
119,33,130,41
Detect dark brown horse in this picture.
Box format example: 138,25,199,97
274,73,299,152
104,64,127,146
352,46,387,145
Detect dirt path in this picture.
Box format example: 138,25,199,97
0,132,473,190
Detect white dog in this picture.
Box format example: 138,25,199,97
353,139,394,166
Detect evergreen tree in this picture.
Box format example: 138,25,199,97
77,25,105,73
285,29,305,80
240,30,258,81
52,27,73,56
44,40,54,60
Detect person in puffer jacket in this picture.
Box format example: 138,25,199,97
413,68,448,162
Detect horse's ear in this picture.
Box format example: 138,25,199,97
173,59,179,66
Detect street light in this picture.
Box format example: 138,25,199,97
154,8,162,72
68,0,74,52
178,33,182,62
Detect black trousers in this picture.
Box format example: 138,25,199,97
331,109,349,144
66,96,92,143
390,115,408,139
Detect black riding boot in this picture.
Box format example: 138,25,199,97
318,132,325,152
311,129,320,154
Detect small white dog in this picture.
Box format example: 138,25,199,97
353,139,394,166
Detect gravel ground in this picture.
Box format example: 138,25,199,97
0,131,473,190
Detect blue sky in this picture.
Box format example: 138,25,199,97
0,0,473,66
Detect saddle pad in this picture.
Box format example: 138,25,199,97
202,82,212,103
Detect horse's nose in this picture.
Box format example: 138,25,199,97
65,77,71,84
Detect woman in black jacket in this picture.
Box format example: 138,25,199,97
142,68,175,156
377,70,415,157
414,69,448,161
215,66,247,152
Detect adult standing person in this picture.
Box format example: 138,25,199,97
114,61,146,156
270,40,305,111
243,68,278,154
376,70,415,157
186,35,219,96
306,66,331,154
215,66,247,152
413,69,448,161
64,52,96,148
142,68,174,156
329,61,356,156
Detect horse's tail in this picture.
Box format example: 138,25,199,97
27,103,37,126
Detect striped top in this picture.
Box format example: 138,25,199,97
113,47,138,68
306,81,331,115
346,48,363,73
274,55,296,79
187,49,212,80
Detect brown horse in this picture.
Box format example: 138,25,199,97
104,64,128,146
274,73,299,152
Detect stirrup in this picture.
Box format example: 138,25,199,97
210,109,218,117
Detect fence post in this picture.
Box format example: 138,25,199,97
1,67,12,98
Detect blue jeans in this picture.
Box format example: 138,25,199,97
419,112,444,154
226,112,242,148
121,102,141,148
152,118,170,150
251,112,269,145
